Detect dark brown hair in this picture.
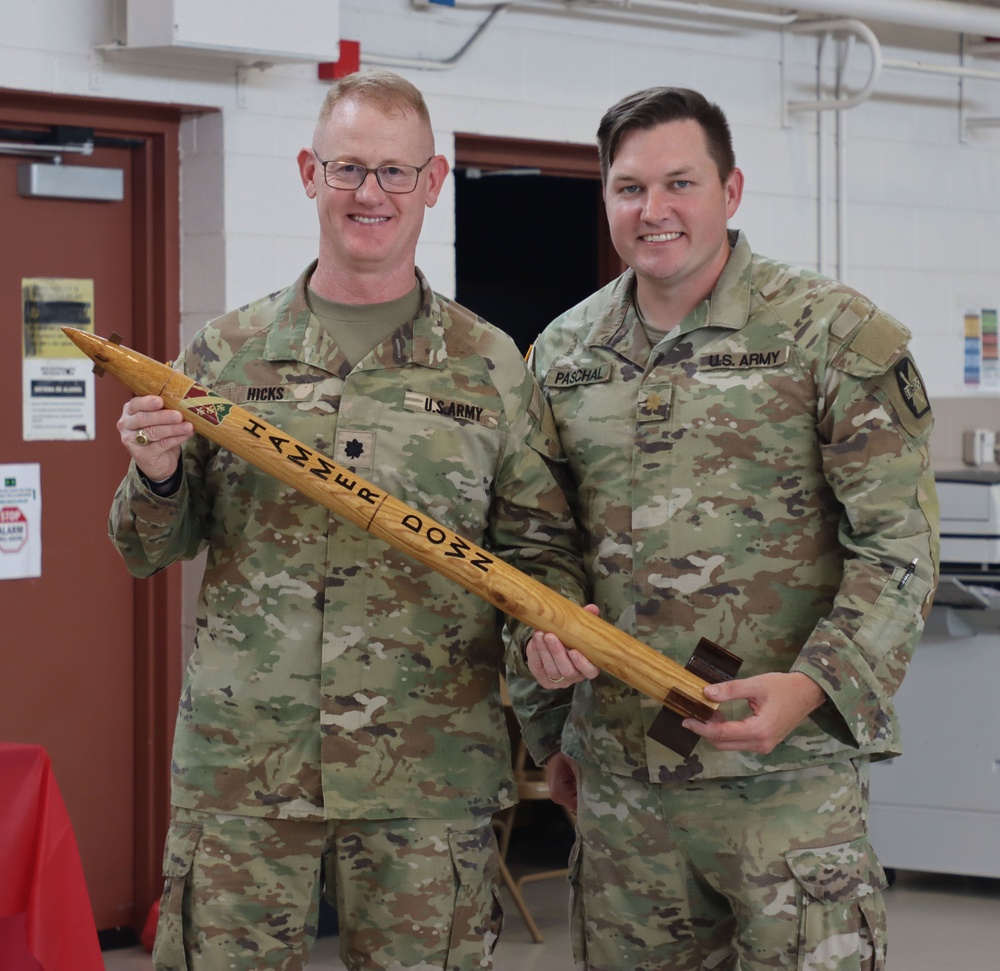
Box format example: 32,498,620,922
597,87,735,184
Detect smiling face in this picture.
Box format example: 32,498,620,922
298,95,449,301
603,118,743,323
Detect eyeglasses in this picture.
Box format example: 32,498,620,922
313,152,434,194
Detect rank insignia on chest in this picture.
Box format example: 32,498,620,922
335,430,375,469
637,387,671,422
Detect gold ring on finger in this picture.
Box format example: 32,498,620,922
135,429,151,446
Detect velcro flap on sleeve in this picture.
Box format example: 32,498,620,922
833,309,911,378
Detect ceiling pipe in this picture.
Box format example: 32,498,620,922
883,56,1000,81
418,1,1000,38
571,0,797,26
786,19,883,113
424,0,798,26
366,4,508,70
401,0,1000,74
733,0,1000,37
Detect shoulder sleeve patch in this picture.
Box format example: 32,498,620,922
871,353,933,438
894,356,931,419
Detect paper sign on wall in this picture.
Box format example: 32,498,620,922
0,464,41,580
22,278,96,441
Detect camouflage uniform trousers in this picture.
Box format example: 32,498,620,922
568,758,887,971
153,807,504,971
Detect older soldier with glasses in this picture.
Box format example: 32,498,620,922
110,69,586,971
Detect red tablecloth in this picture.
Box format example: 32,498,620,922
0,743,104,971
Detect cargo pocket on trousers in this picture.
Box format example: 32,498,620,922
151,820,203,971
786,836,889,971
445,824,504,967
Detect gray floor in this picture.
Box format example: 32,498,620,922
102,867,1000,970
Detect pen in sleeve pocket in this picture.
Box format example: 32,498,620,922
898,558,918,590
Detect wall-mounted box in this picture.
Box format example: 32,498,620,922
125,0,340,63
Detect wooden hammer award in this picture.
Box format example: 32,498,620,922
63,327,741,752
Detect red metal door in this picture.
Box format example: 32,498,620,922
0,97,184,932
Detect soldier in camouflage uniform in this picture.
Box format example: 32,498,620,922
506,87,939,970
110,70,586,971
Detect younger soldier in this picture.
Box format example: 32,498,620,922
508,86,939,971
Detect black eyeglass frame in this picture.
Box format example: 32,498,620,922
312,152,435,194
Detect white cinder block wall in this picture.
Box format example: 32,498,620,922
3,0,999,406
5,0,997,643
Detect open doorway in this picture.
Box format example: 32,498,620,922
454,134,621,354
453,137,620,869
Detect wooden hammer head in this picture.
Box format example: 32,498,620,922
648,637,743,757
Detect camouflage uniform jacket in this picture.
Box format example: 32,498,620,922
110,264,586,820
508,231,939,783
